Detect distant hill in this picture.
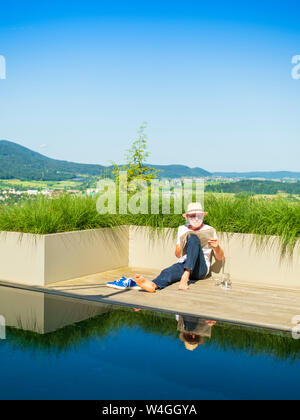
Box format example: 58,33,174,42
0,140,210,180
0,140,298,181
0,140,108,180
212,171,300,180
151,164,211,178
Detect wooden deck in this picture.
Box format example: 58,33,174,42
41,267,300,332
1,267,300,332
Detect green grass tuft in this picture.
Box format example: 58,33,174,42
0,193,299,256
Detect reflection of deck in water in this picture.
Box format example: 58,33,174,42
1,266,300,333
0,285,111,334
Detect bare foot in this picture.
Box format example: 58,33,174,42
134,274,157,293
178,270,190,291
178,281,189,291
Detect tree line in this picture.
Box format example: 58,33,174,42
205,180,300,195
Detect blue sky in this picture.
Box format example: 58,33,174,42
0,0,299,172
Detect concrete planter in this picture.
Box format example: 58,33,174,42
0,231,45,286
0,225,299,288
0,226,129,286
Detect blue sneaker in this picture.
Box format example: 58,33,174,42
127,278,142,290
106,277,141,290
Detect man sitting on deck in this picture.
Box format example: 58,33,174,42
134,202,225,293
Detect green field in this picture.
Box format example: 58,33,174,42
2,177,299,197
0,177,96,191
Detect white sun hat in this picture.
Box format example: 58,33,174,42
184,202,208,216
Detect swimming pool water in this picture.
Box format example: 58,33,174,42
0,286,300,400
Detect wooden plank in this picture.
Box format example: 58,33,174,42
41,267,300,333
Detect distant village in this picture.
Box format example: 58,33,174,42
0,175,298,204
0,187,83,203
1,177,202,203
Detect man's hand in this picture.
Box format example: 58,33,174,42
207,239,219,248
208,238,224,261
175,245,181,258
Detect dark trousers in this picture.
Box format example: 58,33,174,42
152,235,208,290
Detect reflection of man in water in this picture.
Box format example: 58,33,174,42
133,309,216,351
176,315,216,351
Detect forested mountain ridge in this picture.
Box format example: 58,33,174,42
0,140,298,181
0,140,107,180
0,140,210,180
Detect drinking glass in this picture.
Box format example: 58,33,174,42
212,272,222,287
221,273,232,290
